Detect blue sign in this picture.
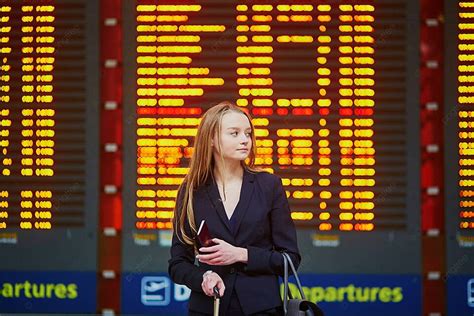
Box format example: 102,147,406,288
299,274,421,316
447,275,474,316
122,273,421,315
0,271,96,313
141,276,171,306
122,272,190,316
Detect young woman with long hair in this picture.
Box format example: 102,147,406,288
168,101,300,315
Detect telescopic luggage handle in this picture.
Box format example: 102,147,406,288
213,286,220,316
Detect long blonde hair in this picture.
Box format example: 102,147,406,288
174,101,258,245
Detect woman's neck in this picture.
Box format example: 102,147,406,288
213,161,244,183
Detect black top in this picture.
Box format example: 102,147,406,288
169,169,300,315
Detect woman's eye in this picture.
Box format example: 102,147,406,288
245,132,251,137
231,132,238,136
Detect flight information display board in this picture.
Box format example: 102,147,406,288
445,1,474,315
0,2,98,311
122,2,420,314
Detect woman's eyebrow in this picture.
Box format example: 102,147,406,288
226,127,252,131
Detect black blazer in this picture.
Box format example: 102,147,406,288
168,169,300,315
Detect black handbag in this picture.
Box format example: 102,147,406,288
282,252,325,316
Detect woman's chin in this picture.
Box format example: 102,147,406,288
233,156,249,162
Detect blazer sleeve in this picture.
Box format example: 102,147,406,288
168,188,207,293
245,175,301,276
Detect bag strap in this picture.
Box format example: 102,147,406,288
282,253,325,316
282,252,306,300
283,251,289,315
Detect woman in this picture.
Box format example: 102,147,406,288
168,101,300,315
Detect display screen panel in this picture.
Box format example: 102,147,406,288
0,0,99,272
123,0,420,276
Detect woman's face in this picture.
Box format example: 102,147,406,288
213,111,252,162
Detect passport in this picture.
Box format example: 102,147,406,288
196,220,216,248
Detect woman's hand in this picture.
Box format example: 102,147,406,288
201,271,225,297
197,238,248,265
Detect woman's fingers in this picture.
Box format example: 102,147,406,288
198,250,233,265
211,238,222,244
198,251,220,261
201,273,225,297
206,256,225,265
206,283,216,296
202,277,214,296
199,239,224,253
216,280,225,297
199,244,219,253
199,258,222,265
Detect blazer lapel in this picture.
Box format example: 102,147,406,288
205,178,233,235
232,169,255,236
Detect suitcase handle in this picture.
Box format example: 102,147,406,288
213,286,220,299
213,286,220,316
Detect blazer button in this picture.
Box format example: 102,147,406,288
230,268,235,274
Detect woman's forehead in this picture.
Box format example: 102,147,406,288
220,111,251,128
